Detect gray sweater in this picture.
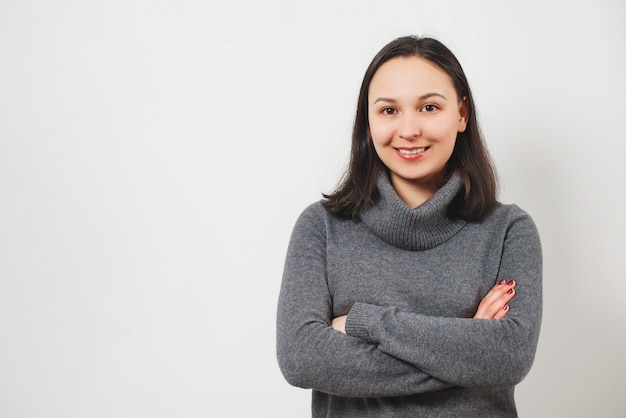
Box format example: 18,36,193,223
277,172,542,417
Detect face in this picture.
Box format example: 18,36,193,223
368,56,468,205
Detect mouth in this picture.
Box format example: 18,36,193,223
397,147,428,155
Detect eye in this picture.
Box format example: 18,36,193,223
381,107,396,115
421,104,439,112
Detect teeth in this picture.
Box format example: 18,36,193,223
398,147,426,155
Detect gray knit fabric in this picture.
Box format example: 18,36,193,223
277,172,542,418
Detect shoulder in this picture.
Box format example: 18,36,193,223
487,203,541,247
291,200,357,240
466,203,540,243
289,201,333,241
294,201,328,227
296,200,354,225
287,200,354,255
487,203,537,228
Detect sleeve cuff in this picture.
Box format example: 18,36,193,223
345,302,381,343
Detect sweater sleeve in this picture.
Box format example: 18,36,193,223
344,208,543,387
276,204,453,397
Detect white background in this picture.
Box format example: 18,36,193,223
1,1,625,417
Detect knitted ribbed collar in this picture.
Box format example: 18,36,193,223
359,171,467,251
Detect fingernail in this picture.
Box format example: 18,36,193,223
507,288,514,294
498,280,506,286
507,280,515,286
502,305,509,311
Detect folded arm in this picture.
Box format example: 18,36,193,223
332,278,516,332
343,211,542,387
276,205,453,397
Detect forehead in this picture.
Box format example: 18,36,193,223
369,56,456,98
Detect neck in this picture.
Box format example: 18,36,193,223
359,171,466,251
390,173,445,209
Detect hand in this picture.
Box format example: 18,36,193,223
331,315,347,334
473,280,516,319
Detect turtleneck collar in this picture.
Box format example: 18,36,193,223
359,171,467,251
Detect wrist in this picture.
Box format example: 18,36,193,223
345,302,378,343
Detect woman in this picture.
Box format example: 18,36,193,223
276,35,542,417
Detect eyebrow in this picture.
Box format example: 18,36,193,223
372,93,447,104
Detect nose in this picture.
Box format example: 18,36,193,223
398,113,421,140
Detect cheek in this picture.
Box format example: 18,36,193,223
423,118,460,142
370,134,392,162
368,123,393,146
370,138,384,159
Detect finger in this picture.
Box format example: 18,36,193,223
488,280,516,301
474,280,516,319
486,284,515,318
493,304,510,320
331,315,347,333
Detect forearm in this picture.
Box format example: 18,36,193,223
346,302,540,386
277,310,453,397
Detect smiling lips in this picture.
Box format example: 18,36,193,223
396,147,429,159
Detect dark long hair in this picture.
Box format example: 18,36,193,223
322,35,498,221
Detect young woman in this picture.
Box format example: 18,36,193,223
277,35,542,417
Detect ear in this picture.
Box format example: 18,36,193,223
457,97,468,133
